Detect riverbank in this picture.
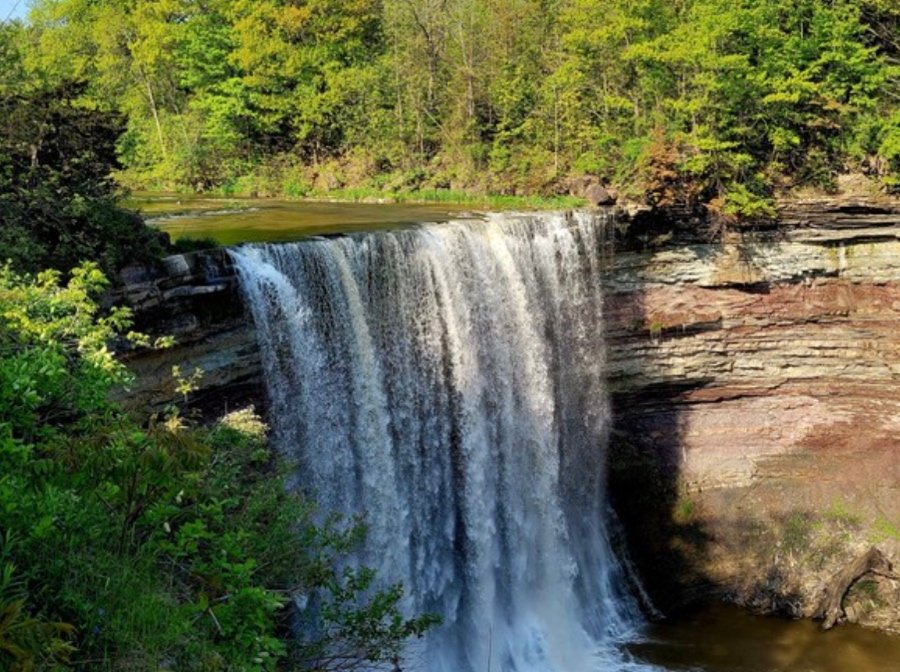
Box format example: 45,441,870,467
125,172,899,240
125,184,586,213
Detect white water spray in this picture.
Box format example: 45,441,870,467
230,212,655,672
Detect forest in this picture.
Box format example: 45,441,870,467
2,0,900,218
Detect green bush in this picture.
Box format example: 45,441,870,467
0,264,436,670
879,113,900,191
170,236,220,254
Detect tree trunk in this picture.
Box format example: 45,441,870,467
139,65,168,163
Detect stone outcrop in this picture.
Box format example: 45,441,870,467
110,249,262,419
112,197,900,632
604,197,900,633
566,175,618,206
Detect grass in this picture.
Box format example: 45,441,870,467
648,320,665,340
355,188,586,210
782,511,814,556
673,495,696,524
823,498,862,527
869,516,900,544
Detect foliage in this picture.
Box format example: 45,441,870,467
0,539,75,672
3,0,895,213
209,167,586,209
0,264,436,670
0,71,163,275
170,236,221,254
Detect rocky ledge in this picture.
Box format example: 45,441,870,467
109,249,262,418
112,197,900,633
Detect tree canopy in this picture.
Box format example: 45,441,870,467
0,61,163,274
4,0,896,213
5,0,900,208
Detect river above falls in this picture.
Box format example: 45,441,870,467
128,192,481,245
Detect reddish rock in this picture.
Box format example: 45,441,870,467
604,210,900,631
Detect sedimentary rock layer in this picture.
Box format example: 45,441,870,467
606,207,900,631
110,249,262,417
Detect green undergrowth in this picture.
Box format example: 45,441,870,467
169,236,221,253
0,264,436,671
312,187,585,210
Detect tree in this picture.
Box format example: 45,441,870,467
16,0,900,203
0,80,163,274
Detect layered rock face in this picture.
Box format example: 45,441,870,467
113,199,900,631
110,249,262,418
605,199,900,632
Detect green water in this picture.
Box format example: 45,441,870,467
631,604,900,671
129,193,480,245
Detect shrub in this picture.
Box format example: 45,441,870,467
0,264,437,670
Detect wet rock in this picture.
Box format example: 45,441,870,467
161,283,228,300
119,264,154,285
162,254,192,277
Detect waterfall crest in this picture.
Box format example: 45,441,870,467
230,212,652,672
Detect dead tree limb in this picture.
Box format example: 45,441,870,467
818,547,897,630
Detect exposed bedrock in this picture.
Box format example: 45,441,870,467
109,249,263,419
606,199,900,632
112,198,900,632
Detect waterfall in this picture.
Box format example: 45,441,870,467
230,211,653,672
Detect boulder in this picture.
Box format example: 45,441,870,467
566,175,593,196
585,183,616,206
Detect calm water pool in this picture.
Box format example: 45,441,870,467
631,604,900,671
129,193,481,245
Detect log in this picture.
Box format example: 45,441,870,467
818,547,897,630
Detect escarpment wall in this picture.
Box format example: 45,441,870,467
113,200,900,631
605,199,900,631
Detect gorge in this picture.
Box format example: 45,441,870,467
113,199,900,668
7,2,900,666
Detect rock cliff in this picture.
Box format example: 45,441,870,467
110,249,262,418
112,199,900,632
605,197,900,632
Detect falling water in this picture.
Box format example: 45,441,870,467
230,211,653,672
